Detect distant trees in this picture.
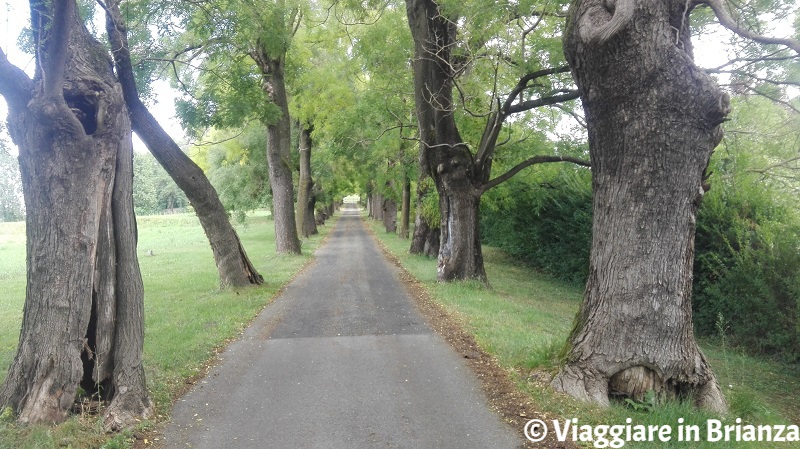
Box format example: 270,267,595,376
133,152,188,215
0,129,23,222
190,125,272,223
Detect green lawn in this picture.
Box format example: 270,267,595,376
366,216,800,449
0,211,332,448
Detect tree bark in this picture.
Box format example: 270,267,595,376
409,176,431,254
296,123,317,237
104,0,263,288
373,193,384,221
251,49,301,254
383,196,398,233
552,0,728,413
399,174,411,238
0,1,150,427
405,0,486,282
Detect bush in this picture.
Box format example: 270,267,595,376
481,168,592,285
481,159,800,362
693,171,800,362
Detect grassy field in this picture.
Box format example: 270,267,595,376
0,211,332,448
366,217,800,449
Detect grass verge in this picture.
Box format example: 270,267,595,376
0,211,333,449
366,216,800,449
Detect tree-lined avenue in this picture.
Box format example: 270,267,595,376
162,204,521,448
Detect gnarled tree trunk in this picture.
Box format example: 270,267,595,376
296,123,317,238
0,1,150,428
382,195,398,233
406,0,486,282
104,1,262,288
551,0,727,412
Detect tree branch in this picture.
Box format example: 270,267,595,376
0,47,33,110
42,0,75,99
702,0,800,54
746,155,800,174
507,90,580,115
473,67,576,171
479,154,590,195
578,0,635,44
705,50,798,72
501,65,572,114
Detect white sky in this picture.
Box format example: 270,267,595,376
0,1,184,155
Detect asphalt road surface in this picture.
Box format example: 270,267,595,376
162,204,522,448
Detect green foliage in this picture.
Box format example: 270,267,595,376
481,166,592,285
191,126,272,222
420,183,441,228
692,96,800,363
0,132,24,222
623,390,657,413
132,152,189,215
693,168,800,362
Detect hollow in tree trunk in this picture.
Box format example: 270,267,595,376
0,1,150,428
551,0,727,412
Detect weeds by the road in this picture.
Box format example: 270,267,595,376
0,211,331,449
366,217,800,449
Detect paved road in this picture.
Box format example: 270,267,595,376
162,204,522,448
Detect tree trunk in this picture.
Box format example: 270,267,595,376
383,196,398,233
0,1,150,427
399,174,411,238
410,176,430,254
296,123,317,238
552,0,728,412
423,225,440,258
304,191,318,235
406,0,486,282
373,193,384,221
251,50,301,254
104,1,263,288
436,185,485,281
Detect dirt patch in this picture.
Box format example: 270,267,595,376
367,226,577,449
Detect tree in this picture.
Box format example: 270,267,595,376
160,0,303,254
405,0,587,282
191,126,272,223
296,122,317,237
0,1,149,428
103,0,264,287
0,128,24,222
552,0,798,411
132,152,190,215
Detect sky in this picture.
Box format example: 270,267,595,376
0,1,185,155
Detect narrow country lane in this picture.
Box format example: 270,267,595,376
162,204,522,448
